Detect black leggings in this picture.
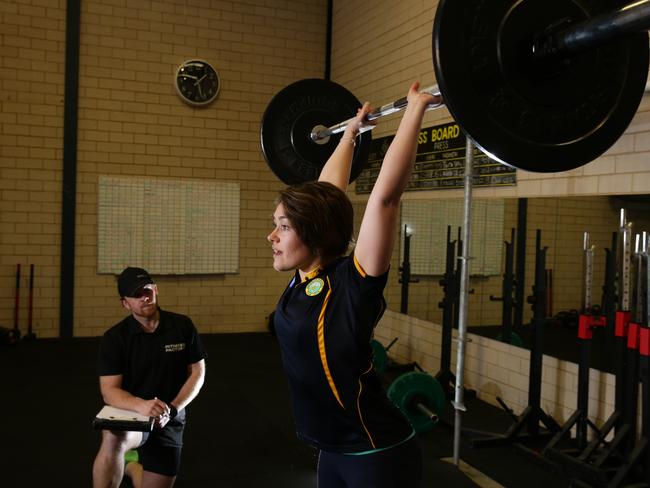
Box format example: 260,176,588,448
317,437,422,488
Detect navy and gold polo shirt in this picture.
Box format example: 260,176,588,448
274,254,412,453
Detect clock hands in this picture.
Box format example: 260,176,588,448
176,61,218,104
194,74,207,100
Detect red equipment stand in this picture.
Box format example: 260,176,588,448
543,312,606,463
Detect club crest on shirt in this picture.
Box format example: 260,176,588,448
305,278,325,296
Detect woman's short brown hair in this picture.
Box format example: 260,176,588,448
276,181,353,262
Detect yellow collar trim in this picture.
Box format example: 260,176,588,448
302,266,322,282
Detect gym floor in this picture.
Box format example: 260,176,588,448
2,333,571,487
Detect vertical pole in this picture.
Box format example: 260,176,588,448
577,232,594,449
60,0,81,338
13,263,21,338
452,136,474,465
501,229,515,344
25,264,36,340
439,226,454,375
28,264,34,335
527,230,547,435
514,199,528,328
324,0,332,80
615,210,632,424
401,225,411,314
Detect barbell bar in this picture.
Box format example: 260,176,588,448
260,0,650,183
310,85,443,144
532,0,650,60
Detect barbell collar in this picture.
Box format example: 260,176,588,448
310,85,442,142
533,0,650,60
452,401,467,412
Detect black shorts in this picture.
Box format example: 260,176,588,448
138,420,185,477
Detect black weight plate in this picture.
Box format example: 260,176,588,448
433,0,649,172
260,79,372,184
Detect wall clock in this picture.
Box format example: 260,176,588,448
175,59,220,106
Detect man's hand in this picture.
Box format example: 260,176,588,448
137,397,170,418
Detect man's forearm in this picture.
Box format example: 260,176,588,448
102,386,142,412
170,360,206,411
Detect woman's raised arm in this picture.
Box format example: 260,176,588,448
355,82,440,276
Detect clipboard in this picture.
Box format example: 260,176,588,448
93,405,154,432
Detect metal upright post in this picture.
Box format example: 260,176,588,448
400,225,417,314
452,136,474,465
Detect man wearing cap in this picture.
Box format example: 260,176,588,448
92,267,207,488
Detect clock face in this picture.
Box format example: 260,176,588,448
175,60,220,106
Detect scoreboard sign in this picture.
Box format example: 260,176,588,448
355,122,517,194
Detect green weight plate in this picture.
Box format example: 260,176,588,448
387,372,446,433
260,79,372,184
370,339,388,374
433,0,649,172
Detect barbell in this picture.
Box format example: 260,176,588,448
260,0,650,183
371,339,447,433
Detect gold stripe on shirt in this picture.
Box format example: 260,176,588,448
356,363,377,448
317,276,345,409
353,254,367,278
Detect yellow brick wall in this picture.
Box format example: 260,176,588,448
1,0,327,337
2,0,650,340
0,0,66,336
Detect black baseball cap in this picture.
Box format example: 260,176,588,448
117,267,155,297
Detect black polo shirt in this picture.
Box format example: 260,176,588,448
98,309,207,409
274,254,412,453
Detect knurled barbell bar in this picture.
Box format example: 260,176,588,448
260,0,650,183
309,86,443,144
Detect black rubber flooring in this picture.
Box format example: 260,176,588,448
1,333,572,487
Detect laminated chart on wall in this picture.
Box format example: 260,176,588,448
98,176,240,275
355,122,516,194
400,199,504,276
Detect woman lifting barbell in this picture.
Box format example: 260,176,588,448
267,81,439,488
